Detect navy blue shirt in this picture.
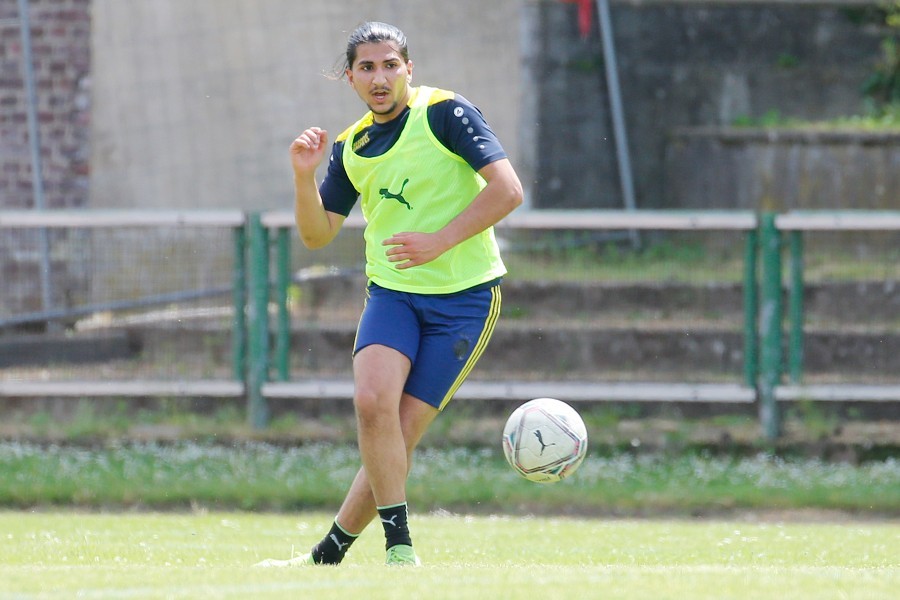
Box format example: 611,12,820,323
320,93,508,217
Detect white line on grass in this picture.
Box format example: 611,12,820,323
27,579,370,600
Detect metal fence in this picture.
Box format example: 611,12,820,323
762,211,900,437
259,209,758,401
1,209,898,439
0,210,247,398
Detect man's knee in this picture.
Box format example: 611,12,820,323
354,386,393,424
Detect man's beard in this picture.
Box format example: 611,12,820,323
369,101,398,116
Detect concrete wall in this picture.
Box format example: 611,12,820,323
3,1,895,319
525,0,892,209
6,0,891,214
665,128,900,210
88,0,522,210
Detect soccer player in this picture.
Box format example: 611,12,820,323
256,21,522,567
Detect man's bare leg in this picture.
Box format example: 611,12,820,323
336,390,439,534
351,344,410,509
255,345,437,566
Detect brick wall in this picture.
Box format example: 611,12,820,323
0,0,91,211
1,0,91,319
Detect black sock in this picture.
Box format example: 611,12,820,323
310,520,358,565
377,502,412,550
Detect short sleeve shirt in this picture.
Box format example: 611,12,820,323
319,93,507,216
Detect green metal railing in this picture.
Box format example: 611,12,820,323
757,213,783,440
275,228,292,382
742,227,759,389
252,210,763,430
770,211,900,409
231,225,247,382
788,230,804,385
5,209,896,439
246,214,271,429
245,209,900,438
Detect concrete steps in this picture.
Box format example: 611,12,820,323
284,277,899,382
2,279,896,385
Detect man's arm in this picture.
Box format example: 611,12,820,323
290,127,346,249
382,158,523,269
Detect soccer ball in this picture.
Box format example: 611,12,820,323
502,397,588,483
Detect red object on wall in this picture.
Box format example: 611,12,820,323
560,0,593,39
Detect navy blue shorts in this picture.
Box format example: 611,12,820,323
353,281,502,410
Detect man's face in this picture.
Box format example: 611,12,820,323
347,42,413,123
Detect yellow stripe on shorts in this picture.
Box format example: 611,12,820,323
351,287,371,357
438,285,502,411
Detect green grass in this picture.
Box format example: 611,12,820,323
731,104,900,130
504,238,748,284
802,247,900,283
1,442,898,515
503,236,900,285
0,511,896,599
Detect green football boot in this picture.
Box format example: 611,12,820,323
385,544,421,566
253,551,316,567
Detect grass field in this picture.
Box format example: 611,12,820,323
2,442,899,514
0,511,897,599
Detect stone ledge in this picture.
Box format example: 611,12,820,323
664,127,900,210
670,126,900,145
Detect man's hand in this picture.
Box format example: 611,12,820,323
290,127,343,250
383,231,449,269
290,127,329,176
